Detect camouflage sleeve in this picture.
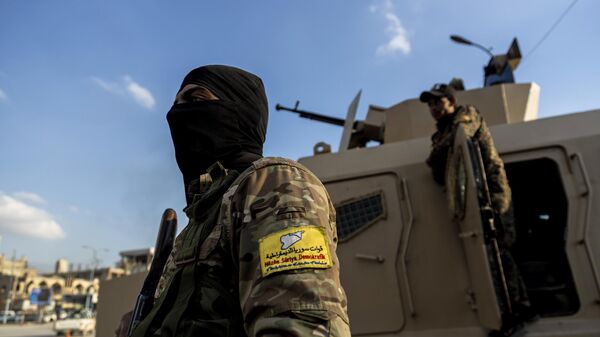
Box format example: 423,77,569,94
471,109,512,215
228,159,350,337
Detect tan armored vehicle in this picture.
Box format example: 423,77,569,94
295,83,600,336
96,44,600,337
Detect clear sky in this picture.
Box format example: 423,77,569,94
1,0,598,272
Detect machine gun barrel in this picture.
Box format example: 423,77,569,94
276,102,345,126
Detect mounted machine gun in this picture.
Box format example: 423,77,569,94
276,92,384,152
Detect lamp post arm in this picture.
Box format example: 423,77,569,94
450,34,494,58
470,42,494,58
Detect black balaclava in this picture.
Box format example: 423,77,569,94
167,65,268,191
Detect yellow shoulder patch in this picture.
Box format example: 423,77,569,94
259,226,333,277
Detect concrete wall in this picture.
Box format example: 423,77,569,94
96,272,147,337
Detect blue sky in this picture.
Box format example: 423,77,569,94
0,0,597,272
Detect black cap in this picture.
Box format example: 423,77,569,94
419,83,455,103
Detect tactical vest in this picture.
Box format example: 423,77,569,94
131,163,245,337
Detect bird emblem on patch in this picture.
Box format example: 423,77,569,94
280,230,305,249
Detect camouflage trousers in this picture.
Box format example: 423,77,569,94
497,205,529,308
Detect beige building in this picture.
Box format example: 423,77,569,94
55,259,69,274
118,248,155,275
0,248,154,312
0,249,152,314
0,255,100,312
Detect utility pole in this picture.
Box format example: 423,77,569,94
2,250,15,324
81,246,107,311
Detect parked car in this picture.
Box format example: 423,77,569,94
53,309,95,335
42,312,58,323
0,310,17,323
22,312,39,323
58,310,68,320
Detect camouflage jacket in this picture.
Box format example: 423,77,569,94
426,105,512,217
155,157,350,337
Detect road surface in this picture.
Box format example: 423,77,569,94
0,323,95,337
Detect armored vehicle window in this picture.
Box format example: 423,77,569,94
505,158,580,317
335,192,385,242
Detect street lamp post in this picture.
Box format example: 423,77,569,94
450,34,521,87
2,250,16,325
450,34,494,58
81,246,107,311
2,276,10,325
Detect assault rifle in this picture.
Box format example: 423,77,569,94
467,140,513,315
127,209,178,337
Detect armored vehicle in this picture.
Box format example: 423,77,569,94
96,42,600,337
294,82,600,336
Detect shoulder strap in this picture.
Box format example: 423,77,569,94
175,167,239,267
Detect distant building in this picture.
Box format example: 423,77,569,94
118,248,155,275
0,254,30,277
53,267,125,282
0,255,35,311
55,259,69,274
0,248,154,315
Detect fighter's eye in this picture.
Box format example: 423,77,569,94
188,87,219,102
175,85,220,104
